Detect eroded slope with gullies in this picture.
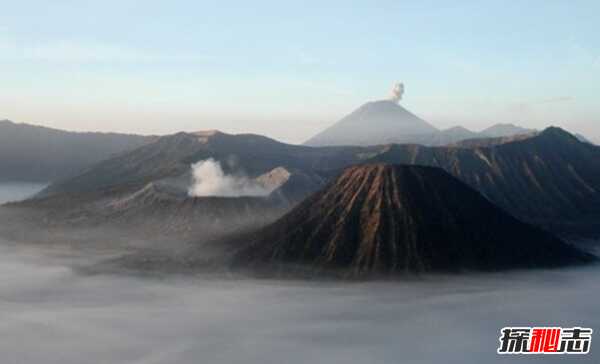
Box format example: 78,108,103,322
28,127,600,236
37,130,366,199
234,164,592,276
369,128,600,232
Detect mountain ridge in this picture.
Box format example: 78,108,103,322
303,101,537,147
25,126,600,237
233,164,593,276
0,120,154,182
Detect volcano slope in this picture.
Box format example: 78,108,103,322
25,127,600,237
233,164,593,276
366,127,600,236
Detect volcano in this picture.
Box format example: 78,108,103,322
30,126,600,237
304,100,438,146
234,164,592,275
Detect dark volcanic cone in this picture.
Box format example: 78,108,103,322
234,164,592,275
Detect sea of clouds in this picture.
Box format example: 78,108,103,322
0,240,598,364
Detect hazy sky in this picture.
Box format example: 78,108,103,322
1,0,599,143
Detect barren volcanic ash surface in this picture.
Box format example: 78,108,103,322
235,164,592,275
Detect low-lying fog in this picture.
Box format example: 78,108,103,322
1,184,599,363
0,241,597,364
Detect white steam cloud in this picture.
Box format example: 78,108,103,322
188,159,270,197
390,82,404,103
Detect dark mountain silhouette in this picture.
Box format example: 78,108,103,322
37,130,363,199
234,164,592,275
304,100,439,146
450,132,537,148
29,127,600,236
0,120,153,182
367,127,600,234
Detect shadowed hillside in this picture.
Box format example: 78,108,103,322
27,127,600,237
37,130,362,198
234,164,592,276
368,127,600,233
0,120,153,182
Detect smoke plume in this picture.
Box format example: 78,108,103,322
188,159,270,197
390,82,404,103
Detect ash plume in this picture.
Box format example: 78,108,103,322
188,158,270,197
390,82,404,103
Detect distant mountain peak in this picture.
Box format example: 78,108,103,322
305,100,438,147
481,123,535,137
536,126,582,143
445,126,472,132
540,125,570,135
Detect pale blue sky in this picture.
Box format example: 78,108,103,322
1,0,599,143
